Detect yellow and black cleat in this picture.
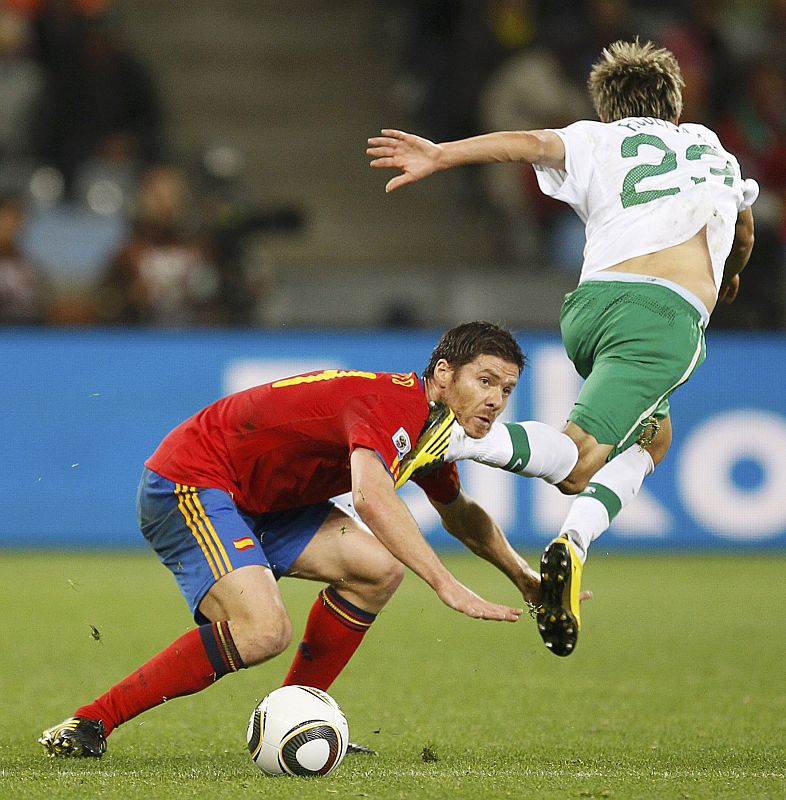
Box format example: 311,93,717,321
537,534,583,657
39,716,107,758
395,401,456,489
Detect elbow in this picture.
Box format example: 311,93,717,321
738,226,754,257
445,523,485,555
350,448,398,530
352,487,373,522
728,231,754,273
496,131,549,165
737,212,755,259
352,483,388,531
736,236,754,268
521,131,550,163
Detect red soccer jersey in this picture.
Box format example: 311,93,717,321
145,368,460,513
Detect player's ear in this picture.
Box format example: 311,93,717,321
432,359,454,389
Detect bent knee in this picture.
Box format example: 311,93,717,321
357,556,405,605
557,475,588,495
339,554,405,612
380,558,405,595
557,452,607,494
234,613,293,667
558,424,612,493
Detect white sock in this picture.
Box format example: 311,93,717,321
446,420,578,485
446,421,512,464
561,444,655,562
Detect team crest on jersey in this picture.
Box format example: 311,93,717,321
391,427,412,457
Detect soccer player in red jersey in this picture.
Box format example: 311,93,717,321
40,321,542,758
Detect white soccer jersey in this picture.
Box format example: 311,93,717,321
534,118,759,291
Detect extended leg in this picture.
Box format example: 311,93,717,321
40,565,288,757
538,417,672,657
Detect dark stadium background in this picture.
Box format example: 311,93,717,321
1,0,784,551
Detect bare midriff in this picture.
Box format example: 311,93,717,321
602,226,716,313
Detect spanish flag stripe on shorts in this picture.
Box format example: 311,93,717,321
190,488,234,574
180,487,228,577
175,484,221,581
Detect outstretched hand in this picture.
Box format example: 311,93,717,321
436,579,523,622
367,129,442,193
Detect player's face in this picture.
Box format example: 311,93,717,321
437,355,519,438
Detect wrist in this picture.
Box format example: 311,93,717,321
438,140,469,171
430,569,457,594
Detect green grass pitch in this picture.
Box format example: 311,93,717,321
1,550,784,799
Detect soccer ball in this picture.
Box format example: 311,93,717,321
246,685,349,776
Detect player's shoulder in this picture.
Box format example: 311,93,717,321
558,119,650,153
677,121,723,145
360,372,425,410
560,119,604,132
555,119,606,140
547,120,607,166
372,370,423,395
677,121,717,137
364,370,427,413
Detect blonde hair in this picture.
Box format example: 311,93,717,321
588,39,684,122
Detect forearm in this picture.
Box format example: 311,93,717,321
356,493,453,592
721,241,753,285
457,525,535,597
350,449,523,621
370,128,564,192
439,497,538,599
438,130,554,169
722,207,755,284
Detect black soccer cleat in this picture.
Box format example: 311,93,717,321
537,535,583,657
394,401,456,489
39,716,107,758
346,741,376,755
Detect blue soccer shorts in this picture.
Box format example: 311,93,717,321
136,467,333,624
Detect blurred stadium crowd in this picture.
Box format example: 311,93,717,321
0,0,784,329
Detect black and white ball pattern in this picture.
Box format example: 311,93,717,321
247,685,349,776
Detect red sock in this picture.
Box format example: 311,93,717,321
282,586,376,691
75,621,244,735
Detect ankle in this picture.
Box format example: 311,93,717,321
559,530,587,563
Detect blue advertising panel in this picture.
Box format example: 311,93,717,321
2,328,785,550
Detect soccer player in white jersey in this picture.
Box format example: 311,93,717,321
368,40,757,657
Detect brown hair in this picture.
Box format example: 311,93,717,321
423,321,525,378
588,39,684,122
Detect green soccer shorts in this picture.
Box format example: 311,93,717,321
559,277,707,458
